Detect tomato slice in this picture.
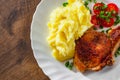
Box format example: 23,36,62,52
101,18,114,27
91,15,100,25
93,3,104,15
107,3,119,16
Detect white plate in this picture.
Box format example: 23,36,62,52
30,0,120,80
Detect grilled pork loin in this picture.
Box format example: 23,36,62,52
74,27,120,72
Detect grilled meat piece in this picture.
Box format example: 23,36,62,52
108,27,120,55
74,29,114,72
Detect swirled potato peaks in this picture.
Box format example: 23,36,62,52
47,0,92,61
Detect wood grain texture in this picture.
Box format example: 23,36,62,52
0,0,50,80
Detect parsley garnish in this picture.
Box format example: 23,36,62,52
88,0,96,3
93,27,97,30
106,28,111,33
93,0,97,3
102,4,107,10
84,0,93,14
114,15,120,25
65,61,73,70
88,0,92,2
65,61,69,67
100,25,103,29
101,30,105,33
84,0,97,13
115,47,120,57
63,2,68,7
99,11,112,22
84,1,89,8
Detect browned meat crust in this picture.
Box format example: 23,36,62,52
74,29,114,72
108,27,120,55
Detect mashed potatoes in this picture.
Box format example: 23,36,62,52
47,0,92,61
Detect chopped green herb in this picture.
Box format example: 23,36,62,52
94,6,98,10
93,27,97,30
87,7,92,14
102,4,107,10
112,10,116,14
63,2,68,7
106,19,110,22
105,11,109,14
115,47,120,57
99,11,112,21
99,11,107,19
65,61,69,67
99,14,106,19
84,0,97,13
101,30,105,33
115,53,118,57
65,61,73,70
106,28,111,33
68,62,73,70
93,0,97,3
84,1,92,13
114,15,120,25
101,2,105,5
88,0,97,3
100,25,103,29
106,12,112,18
89,9,92,14
84,1,89,7
88,0,92,2
100,11,105,15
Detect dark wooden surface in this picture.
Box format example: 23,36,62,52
0,0,50,80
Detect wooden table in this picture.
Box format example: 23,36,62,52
0,0,50,80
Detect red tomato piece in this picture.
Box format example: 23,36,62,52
101,18,114,27
91,15,100,25
93,3,104,15
107,3,119,16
